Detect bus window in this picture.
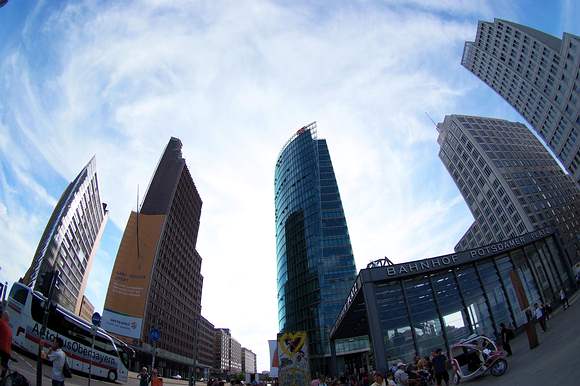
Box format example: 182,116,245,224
10,285,28,305
94,336,118,357
31,296,45,323
119,350,130,368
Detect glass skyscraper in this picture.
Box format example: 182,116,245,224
275,123,357,373
23,156,108,314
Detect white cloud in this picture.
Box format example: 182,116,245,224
0,0,503,372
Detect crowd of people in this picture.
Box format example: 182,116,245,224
309,349,452,386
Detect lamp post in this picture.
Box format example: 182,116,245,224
192,316,199,386
36,270,60,386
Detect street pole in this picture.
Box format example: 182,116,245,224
36,270,60,386
192,317,199,386
151,342,156,372
88,325,97,386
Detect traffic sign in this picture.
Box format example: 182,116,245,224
150,328,160,342
92,312,101,327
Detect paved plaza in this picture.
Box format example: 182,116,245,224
470,292,580,386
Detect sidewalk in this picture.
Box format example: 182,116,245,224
128,372,197,386
470,292,580,386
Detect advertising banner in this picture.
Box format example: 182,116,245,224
101,309,143,339
277,332,310,386
268,340,279,378
102,212,165,339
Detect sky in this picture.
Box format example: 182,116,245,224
0,0,578,373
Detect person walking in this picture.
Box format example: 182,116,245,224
0,312,12,379
151,369,164,386
431,349,449,386
560,288,570,310
370,371,385,386
139,367,151,386
534,303,547,332
499,323,513,356
45,337,66,386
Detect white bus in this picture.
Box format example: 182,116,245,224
6,282,130,383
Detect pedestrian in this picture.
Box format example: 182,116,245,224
370,371,385,386
500,323,513,356
45,337,66,386
534,303,547,332
0,312,12,379
560,288,570,310
431,349,449,386
543,302,552,320
151,369,164,386
139,367,150,386
394,363,409,386
311,375,321,386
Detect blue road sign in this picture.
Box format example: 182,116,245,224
92,312,101,327
150,328,160,342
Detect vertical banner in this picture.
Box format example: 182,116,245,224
268,340,279,378
277,332,310,386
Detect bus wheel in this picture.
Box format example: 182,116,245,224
108,370,117,382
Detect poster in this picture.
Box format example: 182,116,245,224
102,212,165,339
277,332,310,386
268,340,279,378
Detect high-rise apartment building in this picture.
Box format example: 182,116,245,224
437,115,580,262
78,295,95,322
274,123,357,373
197,316,216,374
214,328,231,373
23,157,108,313
229,337,242,374
102,137,204,374
241,348,257,374
462,19,580,183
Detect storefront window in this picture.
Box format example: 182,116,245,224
544,237,571,289
404,276,446,356
536,243,562,291
525,245,554,302
511,249,542,308
455,265,494,337
494,255,527,327
476,260,513,329
431,271,472,345
375,282,415,363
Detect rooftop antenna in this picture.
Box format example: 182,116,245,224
425,112,438,129
136,184,140,261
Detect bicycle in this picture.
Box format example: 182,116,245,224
0,357,30,386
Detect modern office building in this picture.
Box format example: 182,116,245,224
229,337,242,374
241,348,257,374
78,295,95,322
437,115,580,263
197,316,216,376
102,137,204,375
23,156,108,314
214,328,231,373
330,229,574,374
274,123,358,374
462,19,580,183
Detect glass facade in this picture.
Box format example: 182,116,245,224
275,124,357,373
331,232,574,371
23,156,108,313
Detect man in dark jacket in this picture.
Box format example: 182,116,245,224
431,349,449,386
500,323,513,356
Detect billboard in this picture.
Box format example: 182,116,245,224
268,340,279,378
277,332,310,386
101,212,165,339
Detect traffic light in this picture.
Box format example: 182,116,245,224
37,270,61,299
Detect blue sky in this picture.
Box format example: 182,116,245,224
0,0,578,372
